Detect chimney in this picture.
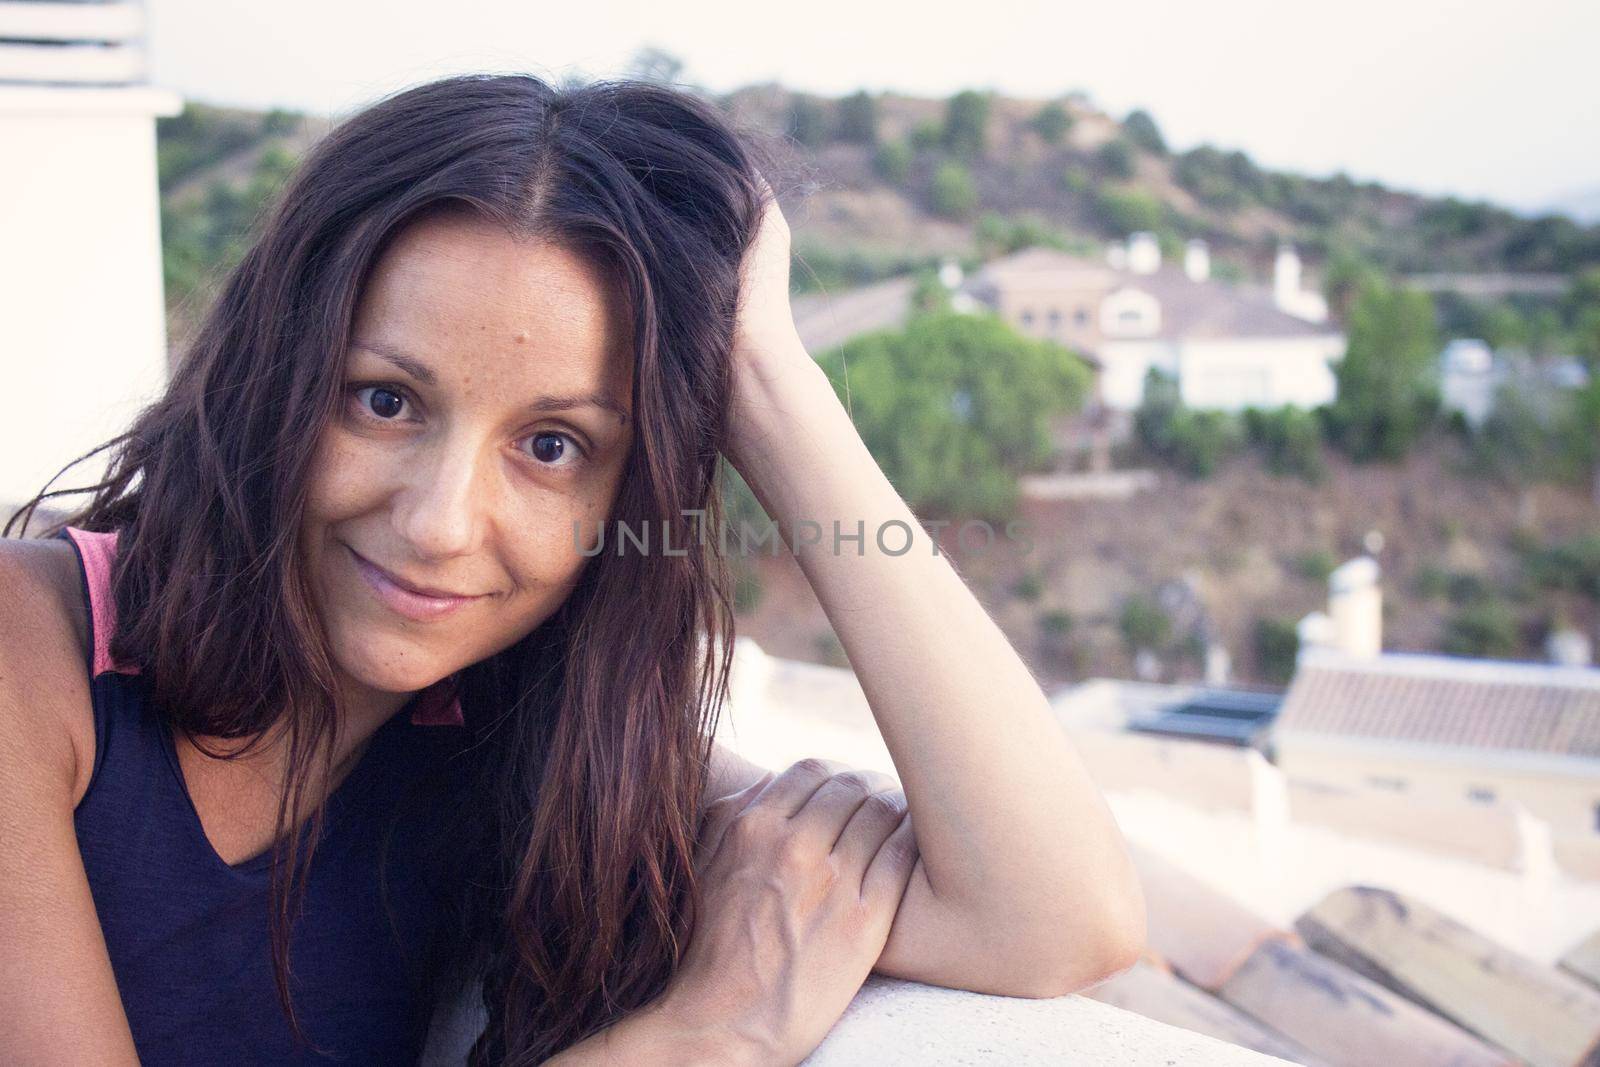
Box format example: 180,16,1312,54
1127,231,1160,275
938,257,964,290
1326,556,1382,658
1546,628,1593,668
1184,239,1210,282
1273,242,1302,310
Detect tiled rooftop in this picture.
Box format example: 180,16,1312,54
719,637,1600,1066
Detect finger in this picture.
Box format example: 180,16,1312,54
831,787,908,873
787,769,897,847
861,811,920,909
693,770,774,880
748,757,852,818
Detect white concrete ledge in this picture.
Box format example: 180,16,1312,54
803,977,1292,1065
422,975,1293,1064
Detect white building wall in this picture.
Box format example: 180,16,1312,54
1098,339,1178,410
0,86,179,513
1097,336,1343,413
1177,336,1344,412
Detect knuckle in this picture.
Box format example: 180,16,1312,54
862,790,907,820
790,756,834,780
829,770,875,796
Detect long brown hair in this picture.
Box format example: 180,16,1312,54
7,72,785,1063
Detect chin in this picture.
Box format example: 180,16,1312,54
329,625,451,697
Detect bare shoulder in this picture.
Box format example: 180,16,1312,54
0,535,96,808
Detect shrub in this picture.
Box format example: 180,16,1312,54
1521,534,1600,600
1254,617,1300,684
1244,406,1326,482
837,90,879,145
1123,109,1167,154
1295,550,1336,583
1095,187,1163,233
873,139,912,184
910,118,943,150
1012,571,1044,601
943,89,991,158
1097,138,1136,180
1442,599,1519,659
786,95,832,147
1030,103,1073,145
930,162,978,220
1119,595,1172,652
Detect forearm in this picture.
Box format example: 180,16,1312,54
726,338,1140,955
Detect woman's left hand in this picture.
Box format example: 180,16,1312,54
725,180,826,475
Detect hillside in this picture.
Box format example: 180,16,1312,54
735,438,1600,688
151,86,1600,685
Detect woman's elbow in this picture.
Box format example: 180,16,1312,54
993,875,1148,999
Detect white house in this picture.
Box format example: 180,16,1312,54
0,1,180,516
960,239,1347,414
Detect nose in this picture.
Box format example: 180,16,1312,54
390,433,491,562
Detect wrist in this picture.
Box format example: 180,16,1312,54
726,340,838,473
652,983,783,1067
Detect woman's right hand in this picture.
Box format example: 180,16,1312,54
661,758,921,1066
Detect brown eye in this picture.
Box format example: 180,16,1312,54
522,431,583,469
354,385,409,420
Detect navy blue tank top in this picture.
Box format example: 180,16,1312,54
59,525,475,1065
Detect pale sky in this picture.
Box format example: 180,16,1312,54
145,0,1600,215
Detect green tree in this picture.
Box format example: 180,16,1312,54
812,310,1092,519
910,118,943,150
1134,368,1244,477
1095,188,1163,233
873,139,912,184
1324,278,1441,461
930,162,978,220
1097,138,1135,180
942,90,991,159
1244,406,1326,482
1029,102,1073,145
1123,109,1167,154
1320,246,1383,324
1254,617,1300,684
786,95,831,147
1119,595,1172,652
837,90,879,145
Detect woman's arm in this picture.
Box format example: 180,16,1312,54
720,191,1146,999
0,541,142,1065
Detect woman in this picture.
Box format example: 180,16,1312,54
0,73,1143,1065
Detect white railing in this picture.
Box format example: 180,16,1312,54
0,2,145,43
0,41,146,85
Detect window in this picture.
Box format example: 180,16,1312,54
1047,309,1062,332
1074,307,1090,326
1467,786,1496,804
1020,308,1035,328
1367,775,1407,792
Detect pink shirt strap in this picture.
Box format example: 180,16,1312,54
59,526,463,727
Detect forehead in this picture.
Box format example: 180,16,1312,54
352,212,633,393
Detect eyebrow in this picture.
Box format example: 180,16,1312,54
352,339,630,426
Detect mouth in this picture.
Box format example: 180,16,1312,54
345,544,485,622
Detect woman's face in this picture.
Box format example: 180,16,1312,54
300,210,634,710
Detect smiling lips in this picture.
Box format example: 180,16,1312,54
347,545,485,621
